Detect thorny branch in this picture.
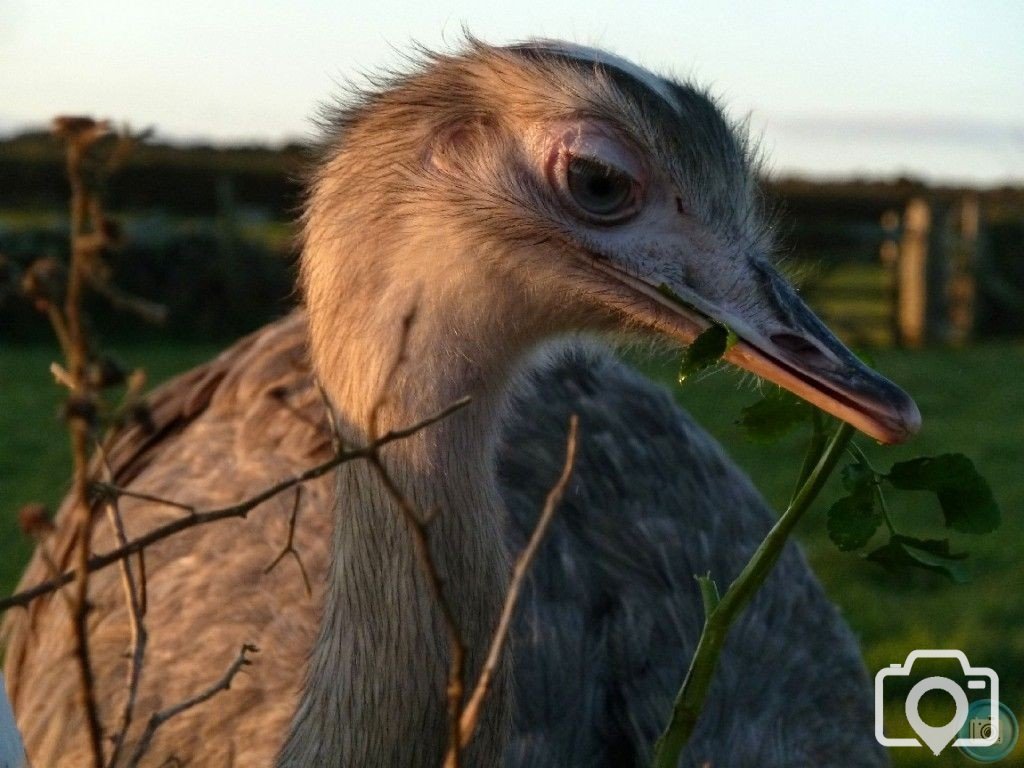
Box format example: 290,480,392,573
54,115,134,768
11,117,245,768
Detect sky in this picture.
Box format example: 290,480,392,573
2,0,1022,184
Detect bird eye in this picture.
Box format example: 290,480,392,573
563,155,638,223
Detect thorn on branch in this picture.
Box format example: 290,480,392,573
86,275,168,325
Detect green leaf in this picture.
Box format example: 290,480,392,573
695,572,721,617
886,454,1000,534
678,324,731,383
865,535,970,584
841,462,876,498
827,494,882,551
736,388,811,442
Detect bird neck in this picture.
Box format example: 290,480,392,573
279,284,527,766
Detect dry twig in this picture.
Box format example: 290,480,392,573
17,117,168,768
124,644,258,768
59,115,113,768
363,309,580,768
13,116,270,768
456,414,579,750
263,487,312,596
0,396,471,613
363,308,471,768
97,448,148,768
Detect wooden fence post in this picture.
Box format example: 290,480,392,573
897,198,930,348
926,199,954,344
948,195,980,345
880,209,901,346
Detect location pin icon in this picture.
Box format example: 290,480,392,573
905,677,970,756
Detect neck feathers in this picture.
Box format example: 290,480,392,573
280,228,524,766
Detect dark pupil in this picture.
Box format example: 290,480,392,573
567,157,631,216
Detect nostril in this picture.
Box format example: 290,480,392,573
769,333,831,367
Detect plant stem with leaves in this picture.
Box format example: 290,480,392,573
651,422,855,768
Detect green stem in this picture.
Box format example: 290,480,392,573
790,410,826,505
875,485,897,535
847,443,897,535
848,442,879,474
650,422,855,768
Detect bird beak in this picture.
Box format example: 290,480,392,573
587,257,921,445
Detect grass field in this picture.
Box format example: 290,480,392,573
2,336,1022,766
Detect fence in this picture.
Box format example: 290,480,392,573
784,190,986,348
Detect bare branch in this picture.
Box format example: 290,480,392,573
103,494,148,768
263,488,312,597
456,414,579,750
97,447,148,768
0,395,471,613
60,118,107,768
366,450,467,768
85,274,167,325
94,486,195,516
124,644,258,768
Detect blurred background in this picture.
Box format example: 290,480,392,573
1,2,1022,765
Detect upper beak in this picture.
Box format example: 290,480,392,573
588,257,921,445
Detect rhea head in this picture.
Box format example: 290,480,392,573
301,39,920,445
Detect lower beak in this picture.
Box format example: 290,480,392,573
588,258,921,445
723,338,920,444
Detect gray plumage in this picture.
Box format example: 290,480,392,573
3,319,882,767
4,39,889,767
501,350,880,766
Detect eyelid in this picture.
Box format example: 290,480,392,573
545,143,642,193
569,154,630,182
537,120,646,225
562,128,645,183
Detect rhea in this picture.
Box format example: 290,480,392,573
4,41,918,766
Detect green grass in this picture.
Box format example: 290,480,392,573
2,338,1023,766
0,208,295,250
0,341,220,589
